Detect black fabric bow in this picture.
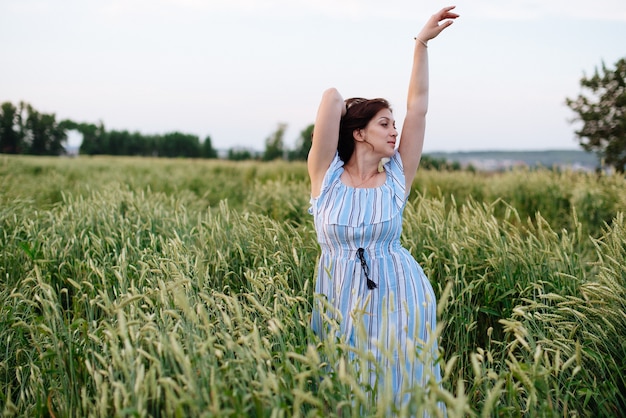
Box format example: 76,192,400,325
357,247,377,290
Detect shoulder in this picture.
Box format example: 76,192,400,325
310,152,343,199
387,151,409,200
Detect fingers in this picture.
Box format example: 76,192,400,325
442,13,460,21
441,5,457,14
435,5,459,22
432,6,458,33
417,6,458,42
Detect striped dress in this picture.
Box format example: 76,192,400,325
309,151,443,403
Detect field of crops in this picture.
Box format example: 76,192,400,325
1,154,625,417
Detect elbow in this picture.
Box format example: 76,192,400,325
322,87,344,104
321,87,346,115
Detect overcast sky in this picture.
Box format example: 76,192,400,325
1,0,625,152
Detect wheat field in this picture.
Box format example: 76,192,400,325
1,155,625,417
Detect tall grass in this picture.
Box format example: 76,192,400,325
1,155,625,416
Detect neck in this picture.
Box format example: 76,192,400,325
345,152,380,177
346,163,377,178
344,162,380,188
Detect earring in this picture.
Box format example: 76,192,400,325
378,157,390,173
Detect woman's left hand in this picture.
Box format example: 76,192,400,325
416,6,459,43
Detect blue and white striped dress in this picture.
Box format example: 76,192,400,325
309,151,443,401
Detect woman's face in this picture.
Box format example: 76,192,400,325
357,108,398,157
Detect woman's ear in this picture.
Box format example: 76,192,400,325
353,128,365,142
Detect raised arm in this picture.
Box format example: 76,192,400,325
398,6,459,190
308,87,345,198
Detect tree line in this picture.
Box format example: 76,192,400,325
0,101,315,161
0,101,219,159
0,102,68,156
2,56,624,171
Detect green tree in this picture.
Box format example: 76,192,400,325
125,131,149,156
227,147,254,161
0,102,23,154
420,155,462,171
201,135,218,158
289,123,314,161
158,132,201,158
67,121,107,155
566,57,626,173
105,130,131,155
263,123,286,161
24,105,67,155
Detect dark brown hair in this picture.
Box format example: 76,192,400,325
338,98,391,162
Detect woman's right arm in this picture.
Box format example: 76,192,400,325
307,87,345,197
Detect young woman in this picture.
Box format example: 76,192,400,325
307,5,459,407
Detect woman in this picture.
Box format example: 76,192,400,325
307,5,459,406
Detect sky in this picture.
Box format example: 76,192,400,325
1,0,625,153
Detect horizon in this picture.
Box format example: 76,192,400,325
62,142,594,156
